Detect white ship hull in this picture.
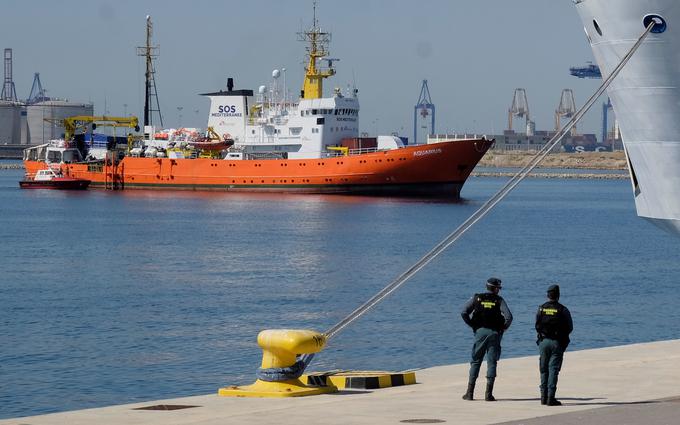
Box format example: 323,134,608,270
575,0,680,234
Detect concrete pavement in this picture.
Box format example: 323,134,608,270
2,339,679,425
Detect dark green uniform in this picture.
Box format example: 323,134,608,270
460,278,512,402
535,299,573,404
461,292,513,380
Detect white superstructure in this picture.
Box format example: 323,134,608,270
203,79,361,160
575,0,680,235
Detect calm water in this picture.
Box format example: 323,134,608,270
1,162,679,419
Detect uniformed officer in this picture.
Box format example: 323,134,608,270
460,277,513,401
535,284,573,406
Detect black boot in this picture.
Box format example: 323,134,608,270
485,378,496,401
540,388,547,405
462,381,475,400
547,392,562,406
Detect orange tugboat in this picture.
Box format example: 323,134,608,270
22,9,492,197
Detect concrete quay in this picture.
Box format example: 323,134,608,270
2,339,678,425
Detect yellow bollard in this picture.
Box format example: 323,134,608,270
218,329,338,397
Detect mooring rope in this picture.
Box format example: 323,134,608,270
299,21,655,370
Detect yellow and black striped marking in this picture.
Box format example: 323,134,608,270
303,371,416,390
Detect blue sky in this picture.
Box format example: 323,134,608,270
1,0,603,138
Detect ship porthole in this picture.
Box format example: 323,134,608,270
643,14,667,33
593,19,603,36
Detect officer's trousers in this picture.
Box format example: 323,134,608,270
538,338,565,394
468,327,502,380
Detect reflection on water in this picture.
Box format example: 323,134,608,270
0,167,678,419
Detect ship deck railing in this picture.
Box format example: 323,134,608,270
348,147,380,156
325,147,380,157
427,134,486,142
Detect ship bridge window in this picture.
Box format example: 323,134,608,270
312,109,318,115
63,149,81,163
47,150,62,163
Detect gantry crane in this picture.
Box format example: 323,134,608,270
555,89,577,135
508,88,530,132
413,79,435,144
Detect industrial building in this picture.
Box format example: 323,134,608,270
1,48,93,151
26,99,93,145
475,87,615,152
0,99,21,145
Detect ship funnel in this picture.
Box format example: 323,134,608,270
201,82,253,143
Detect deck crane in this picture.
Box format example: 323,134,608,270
413,79,435,144
507,88,530,132
555,89,577,135
43,115,141,152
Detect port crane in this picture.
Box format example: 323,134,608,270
555,89,577,135
507,88,530,132
27,73,49,104
413,79,435,144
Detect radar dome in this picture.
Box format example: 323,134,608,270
258,85,267,94
272,69,280,79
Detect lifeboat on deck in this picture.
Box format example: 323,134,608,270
190,133,235,151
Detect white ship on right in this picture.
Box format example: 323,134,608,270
574,0,680,235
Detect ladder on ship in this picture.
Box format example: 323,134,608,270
104,152,124,191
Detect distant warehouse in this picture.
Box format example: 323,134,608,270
1,47,93,147
0,100,21,145
26,100,93,145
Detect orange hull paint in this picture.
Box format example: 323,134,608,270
24,139,492,197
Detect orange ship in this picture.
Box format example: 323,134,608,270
22,9,493,197
23,139,492,196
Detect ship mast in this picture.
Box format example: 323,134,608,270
137,15,163,127
298,1,335,99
